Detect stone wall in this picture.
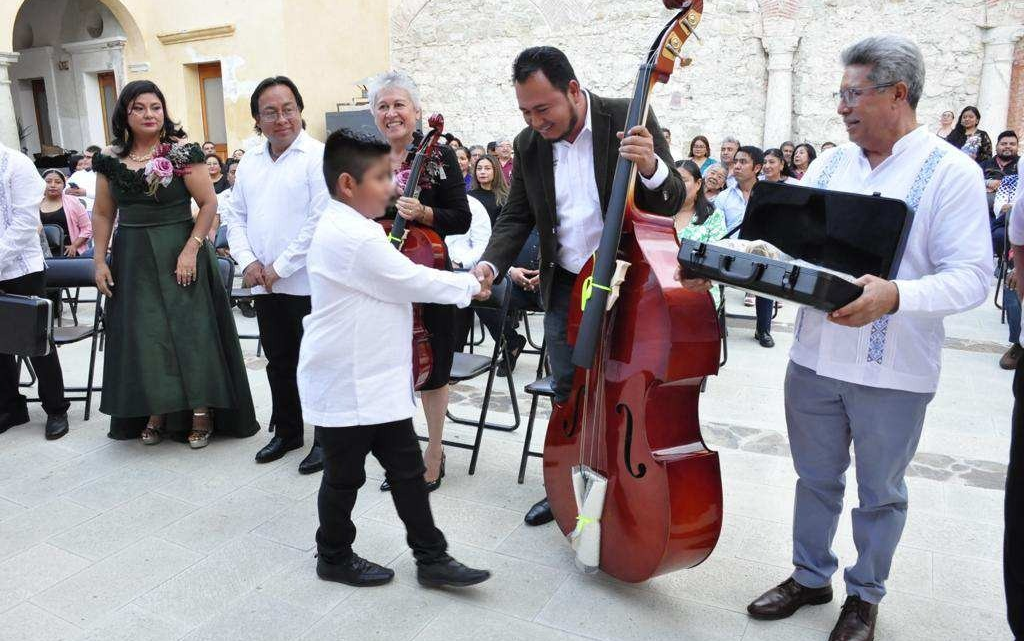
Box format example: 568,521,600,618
391,0,1024,158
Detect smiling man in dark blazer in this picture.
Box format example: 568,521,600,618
473,46,684,526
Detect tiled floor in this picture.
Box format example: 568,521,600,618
0,286,1014,640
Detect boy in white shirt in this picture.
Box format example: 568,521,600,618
297,129,491,588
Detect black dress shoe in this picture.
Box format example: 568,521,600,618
498,334,528,376
754,331,775,348
317,554,394,587
254,435,303,464
298,443,324,475
524,497,554,526
417,556,491,588
0,407,30,435
747,578,833,620
829,596,877,641
44,413,69,440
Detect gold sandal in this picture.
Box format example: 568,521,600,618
188,410,213,449
141,416,164,445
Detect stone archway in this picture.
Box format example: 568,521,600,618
6,0,146,152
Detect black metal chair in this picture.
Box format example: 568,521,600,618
717,285,729,367
42,224,64,257
21,258,104,419
517,339,552,484
436,277,519,475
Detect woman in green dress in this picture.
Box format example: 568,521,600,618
674,160,728,309
91,80,258,448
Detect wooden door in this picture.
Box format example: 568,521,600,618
97,72,117,145
198,62,227,160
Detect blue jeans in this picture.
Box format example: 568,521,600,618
544,266,577,403
1007,283,1021,345
785,361,933,604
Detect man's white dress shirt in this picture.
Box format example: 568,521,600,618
791,126,992,394
297,200,481,427
221,130,329,296
67,169,96,213
0,144,46,282
551,91,669,274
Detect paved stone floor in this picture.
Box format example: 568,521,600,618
0,285,1014,640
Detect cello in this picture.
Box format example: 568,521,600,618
543,0,724,583
381,114,450,389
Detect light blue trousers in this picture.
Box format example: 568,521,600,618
785,361,933,604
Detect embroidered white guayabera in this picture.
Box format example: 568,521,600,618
789,126,992,394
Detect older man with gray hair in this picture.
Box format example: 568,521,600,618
681,35,992,640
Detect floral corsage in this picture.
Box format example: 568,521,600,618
142,143,196,195
394,143,447,196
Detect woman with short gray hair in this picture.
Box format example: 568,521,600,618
368,70,472,493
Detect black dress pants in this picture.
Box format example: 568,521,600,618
755,296,774,335
253,294,310,443
1007,358,1024,639
315,420,447,565
0,270,69,422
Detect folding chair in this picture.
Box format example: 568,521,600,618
520,309,544,354
40,224,81,326
436,278,519,475
517,339,551,483
717,285,729,367
42,224,64,257
22,258,104,420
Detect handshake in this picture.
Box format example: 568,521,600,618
470,263,496,301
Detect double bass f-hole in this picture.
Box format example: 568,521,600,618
616,403,646,479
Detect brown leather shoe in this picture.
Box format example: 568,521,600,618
747,578,833,620
1000,343,1023,370
828,595,877,641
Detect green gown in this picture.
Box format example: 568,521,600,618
93,144,259,441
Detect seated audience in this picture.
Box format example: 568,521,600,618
67,145,100,214
702,162,728,201
455,147,472,192
206,154,230,193
468,154,509,224
762,148,795,184
688,135,717,173
790,143,816,180
39,169,92,257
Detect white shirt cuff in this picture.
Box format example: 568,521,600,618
639,157,670,191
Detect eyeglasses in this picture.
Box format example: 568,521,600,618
258,106,299,123
833,82,897,106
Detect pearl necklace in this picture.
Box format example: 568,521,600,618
128,145,158,163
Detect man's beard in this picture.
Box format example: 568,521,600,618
1000,150,1017,159
552,108,580,143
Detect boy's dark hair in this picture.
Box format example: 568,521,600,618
323,128,390,196
85,145,101,154
512,46,578,92
737,145,765,168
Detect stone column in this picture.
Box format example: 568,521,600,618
0,52,21,151
761,36,800,148
978,25,1024,134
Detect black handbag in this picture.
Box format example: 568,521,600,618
0,293,53,357
677,181,913,312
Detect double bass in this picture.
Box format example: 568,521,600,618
381,114,449,389
543,0,724,583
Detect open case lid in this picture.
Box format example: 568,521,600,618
740,181,914,280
